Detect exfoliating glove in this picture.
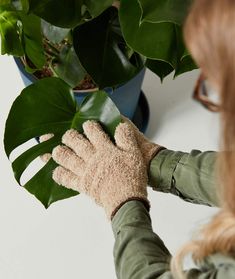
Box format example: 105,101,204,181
52,121,149,220
40,117,166,168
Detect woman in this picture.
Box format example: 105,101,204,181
51,0,235,278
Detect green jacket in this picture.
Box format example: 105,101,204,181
112,149,235,278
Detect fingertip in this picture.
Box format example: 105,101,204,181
52,166,64,185
115,122,138,151
52,166,80,192
82,120,100,134
62,129,79,144
52,145,67,162
40,153,51,163
39,133,54,143
115,122,134,137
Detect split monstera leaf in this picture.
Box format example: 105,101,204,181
4,77,121,208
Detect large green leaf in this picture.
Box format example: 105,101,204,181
21,13,46,72
41,19,70,44
4,77,121,208
120,0,177,63
0,5,45,70
73,7,144,89
27,0,84,28
173,27,197,77
120,0,197,79
52,45,87,88
71,89,121,136
138,0,192,25
0,0,11,5
12,134,62,183
175,50,197,77
5,78,76,156
146,59,174,82
27,0,114,27
0,6,24,56
24,159,78,208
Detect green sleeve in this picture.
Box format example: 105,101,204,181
149,149,220,207
112,200,235,279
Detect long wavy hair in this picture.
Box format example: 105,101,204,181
171,0,235,277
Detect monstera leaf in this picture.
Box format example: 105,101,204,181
27,0,113,28
20,13,46,72
0,5,24,56
73,7,144,89
119,0,196,79
41,19,70,44
4,77,121,208
146,59,174,82
27,0,84,28
0,4,45,71
52,45,87,88
138,0,192,25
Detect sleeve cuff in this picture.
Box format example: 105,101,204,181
111,200,152,238
149,149,185,193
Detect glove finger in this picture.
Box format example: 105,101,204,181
39,133,54,163
52,145,85,176
83,120,113,150
39,133,54,143
121,115,146,146
40,153,52,163
114,122,139,152
62,129,94,161
53,166,81,192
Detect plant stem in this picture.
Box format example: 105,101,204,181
44,40,60,55
45,48,59,58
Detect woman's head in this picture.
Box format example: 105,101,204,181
184,0,235,211
184,0,235,91
184,0,235,213
171,1,235,277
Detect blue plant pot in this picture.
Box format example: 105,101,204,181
14,57,145,120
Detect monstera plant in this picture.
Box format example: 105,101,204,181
1,0,196,207
0,0,195,87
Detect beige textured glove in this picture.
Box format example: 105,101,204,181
39,133,54,162
122,116,166,167
52,121,150,220
40,117,165,167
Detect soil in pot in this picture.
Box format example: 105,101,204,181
25,38,97,91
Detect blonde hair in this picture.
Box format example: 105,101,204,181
171,0,235,277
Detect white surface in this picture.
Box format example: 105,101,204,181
0,56,220,278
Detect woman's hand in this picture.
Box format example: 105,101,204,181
52,121,149,220
122,116,166,167
40,117,166,168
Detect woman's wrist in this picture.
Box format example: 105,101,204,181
147,146,167,172
111,197,150,221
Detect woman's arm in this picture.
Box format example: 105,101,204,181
149,149,220,207
112,200,235,279
112,200,172,279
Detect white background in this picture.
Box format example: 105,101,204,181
0,55,219,278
